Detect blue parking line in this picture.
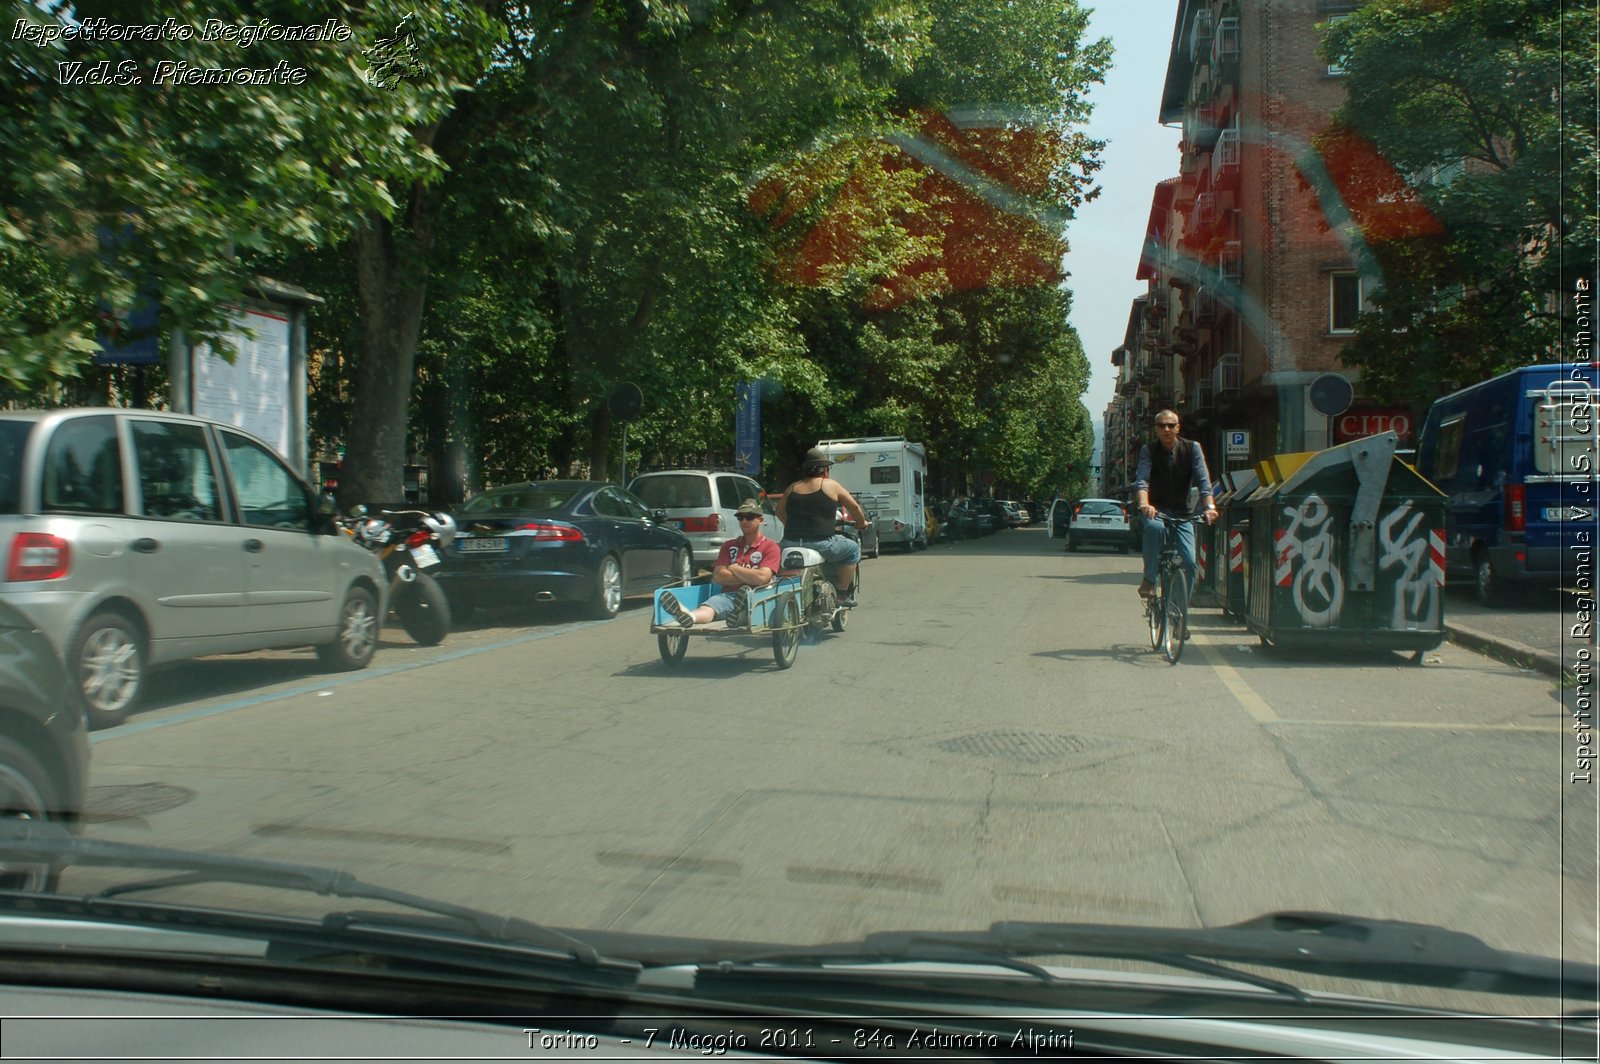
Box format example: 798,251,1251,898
90,617,616,744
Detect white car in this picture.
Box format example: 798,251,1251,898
1065,497,1133,553
0,409,385,729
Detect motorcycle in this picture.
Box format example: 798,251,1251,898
781,508,870,637
340,506,456,646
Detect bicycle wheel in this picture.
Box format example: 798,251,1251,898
1162,572,1188,664
1145,590,1162,649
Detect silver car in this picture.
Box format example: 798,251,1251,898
0,409,385,729
626,469,783,569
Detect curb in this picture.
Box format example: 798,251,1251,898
1445,621,1565,680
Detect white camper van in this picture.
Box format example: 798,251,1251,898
815,436,928,552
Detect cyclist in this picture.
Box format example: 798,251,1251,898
1133,409,1218,605
777,446,870,606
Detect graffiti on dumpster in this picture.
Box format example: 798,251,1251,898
1275,494,1343,627
1378,500,1445,628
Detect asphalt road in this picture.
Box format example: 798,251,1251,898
73,526,1595,1013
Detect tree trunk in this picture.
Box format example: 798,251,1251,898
340,210,431,506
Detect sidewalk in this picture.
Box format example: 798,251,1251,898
1443,588,1583,679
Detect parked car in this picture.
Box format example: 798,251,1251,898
627,469,781,569
1046,498,1074,539
1065,498,1133,553
998,500,1028,527
971,498,1006,534
1415,363,1597,605
435,481,692,619
0,599,88,890
0,409,385,729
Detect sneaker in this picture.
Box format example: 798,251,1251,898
838,586,857,607
1137,580,1154,598
661,592,695,629
730,588,751,628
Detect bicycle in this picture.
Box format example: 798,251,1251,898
1142,513,1207,664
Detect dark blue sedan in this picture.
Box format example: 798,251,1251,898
432,481,693,619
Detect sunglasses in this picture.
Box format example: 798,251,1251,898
737,514,761,521
1156,422,1180,429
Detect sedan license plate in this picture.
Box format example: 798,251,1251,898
411,543,439,568
460,537,508,553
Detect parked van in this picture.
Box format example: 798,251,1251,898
814,437,928,552
1415,363,1599,605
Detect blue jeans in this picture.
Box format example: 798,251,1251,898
781,534,861,566
1141,512,1196,590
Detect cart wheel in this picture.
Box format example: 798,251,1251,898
772,597,800,669
658,631,689,666
830,605,849,633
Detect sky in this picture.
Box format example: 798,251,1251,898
1068,3,1183,465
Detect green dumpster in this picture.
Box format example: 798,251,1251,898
1215,468,1259,619
1244,431,1446,659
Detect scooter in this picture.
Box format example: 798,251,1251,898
341,506,456,646
781,510,870,637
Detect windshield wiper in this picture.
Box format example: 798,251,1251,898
700,911,1597,1001
0,819,638,985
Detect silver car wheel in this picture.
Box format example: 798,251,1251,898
340,593,379,659
672,548,691,585
78,621,142,718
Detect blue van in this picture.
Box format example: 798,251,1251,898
1415,363,1599,605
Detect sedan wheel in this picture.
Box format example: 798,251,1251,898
587,555,623,619
671,547,692,585
71,611,144,729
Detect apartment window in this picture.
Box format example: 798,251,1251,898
1330,273,1375,333
1324,14,1350,76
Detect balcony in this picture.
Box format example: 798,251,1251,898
1188,8,1214,64
1192,286,1216,323
1184,103,1221,151
1193,192,1215,233
1190,377,1215,413
1213,352,1242,397
1213,125,1240,174
1212,17,1240,67
1219,241,1242,282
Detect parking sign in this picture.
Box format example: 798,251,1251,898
1226,430,1250,457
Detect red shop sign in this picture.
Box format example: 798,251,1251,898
1334,408,1413,443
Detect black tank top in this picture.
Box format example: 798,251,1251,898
785,485,837,539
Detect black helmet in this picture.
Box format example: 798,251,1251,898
802,446,830,473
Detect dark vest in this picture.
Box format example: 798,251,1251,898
1147,437,1194,511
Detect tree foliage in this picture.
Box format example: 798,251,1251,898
1321,0,1597,412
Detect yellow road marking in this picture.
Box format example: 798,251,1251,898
1190,635,1552,732
1193,635,1279,723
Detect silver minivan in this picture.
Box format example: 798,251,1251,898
0,409,385,729
627,469,784,568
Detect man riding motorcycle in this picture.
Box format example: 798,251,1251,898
776,447,870,606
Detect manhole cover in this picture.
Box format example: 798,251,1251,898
934,730,1092,764
84,783,195,822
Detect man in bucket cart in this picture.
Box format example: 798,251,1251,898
660,499,780,629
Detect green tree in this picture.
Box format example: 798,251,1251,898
0,0,473,386
1321,0,1597,411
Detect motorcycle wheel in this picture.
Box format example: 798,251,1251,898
395,572,451,645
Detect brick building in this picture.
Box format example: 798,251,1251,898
1103,0,1415,497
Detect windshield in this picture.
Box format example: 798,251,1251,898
0,0,1594,1045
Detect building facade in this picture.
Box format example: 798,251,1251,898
1104,0,1412,498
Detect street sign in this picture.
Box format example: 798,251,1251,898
607,382,643,422
1226,429,1250,457
1309,373,1354,417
